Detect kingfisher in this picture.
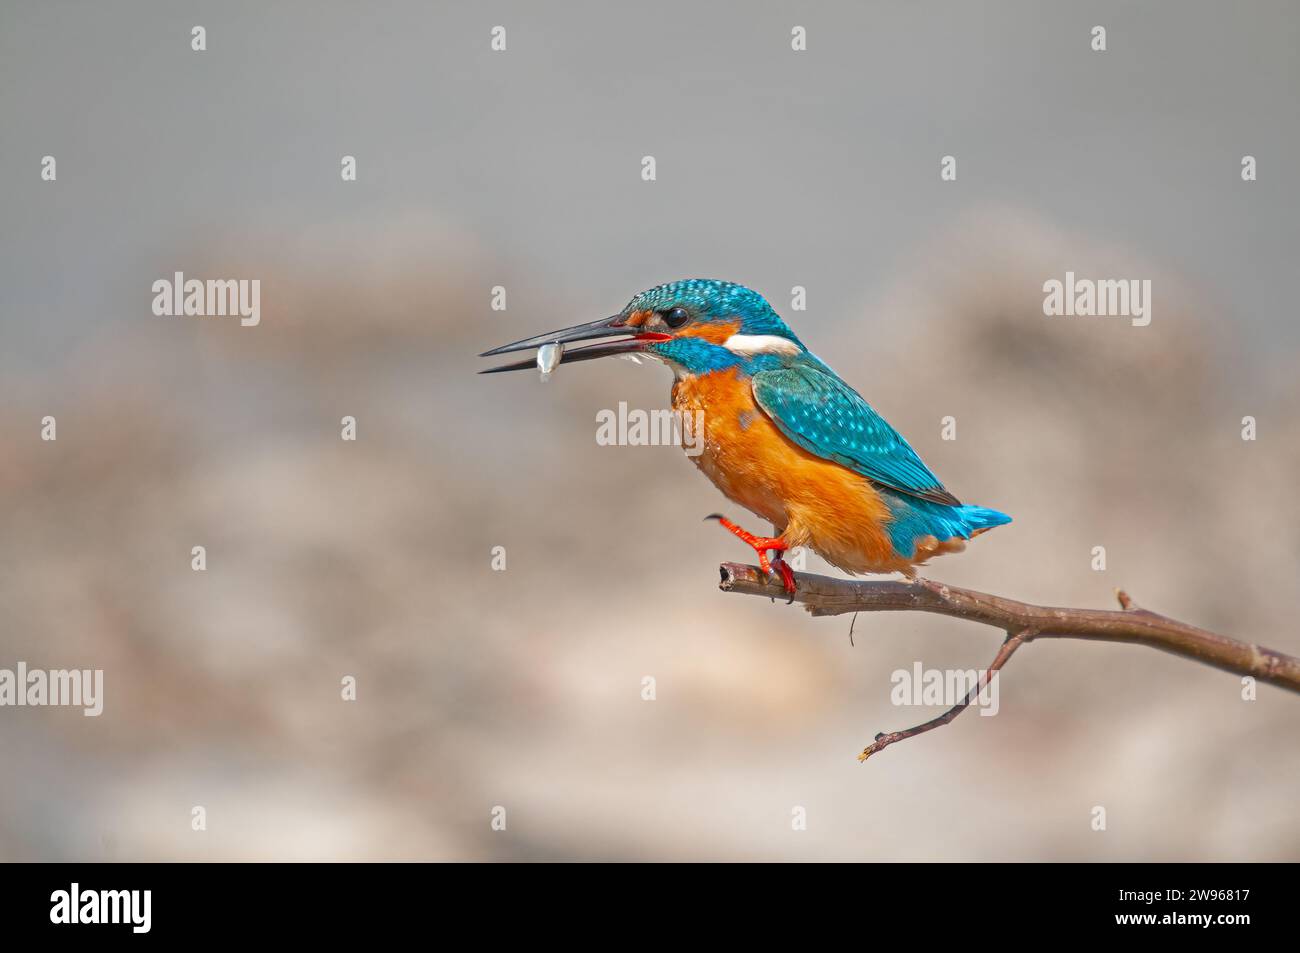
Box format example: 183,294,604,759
480,279,1010,596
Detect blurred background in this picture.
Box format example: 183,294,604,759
2,1,1298,861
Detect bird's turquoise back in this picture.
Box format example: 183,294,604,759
751,355,958,505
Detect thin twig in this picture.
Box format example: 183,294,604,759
857,627,1033,761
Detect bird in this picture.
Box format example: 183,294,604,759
480,279,1010,597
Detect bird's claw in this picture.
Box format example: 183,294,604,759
708,512,796,601
771,555,797,604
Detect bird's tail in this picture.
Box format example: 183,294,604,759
956,504,1013,536
882,494,1012,558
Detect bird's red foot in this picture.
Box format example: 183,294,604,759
706,514,797,600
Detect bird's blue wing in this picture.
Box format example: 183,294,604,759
751,359,961,506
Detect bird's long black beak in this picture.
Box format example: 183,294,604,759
479,314,670,374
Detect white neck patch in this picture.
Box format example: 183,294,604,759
722,334,802,357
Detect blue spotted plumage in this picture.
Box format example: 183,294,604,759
625,279,805,344
751,358,956,504
749,354,1011,554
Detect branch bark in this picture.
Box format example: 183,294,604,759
717,563,1300,759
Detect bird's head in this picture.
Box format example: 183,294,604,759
480,279,805,377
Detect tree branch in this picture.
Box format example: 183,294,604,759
717,563,1300,759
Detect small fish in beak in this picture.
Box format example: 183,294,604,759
479,313,671,375
537,342,563,381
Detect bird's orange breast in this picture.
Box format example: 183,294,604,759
671,368,908,573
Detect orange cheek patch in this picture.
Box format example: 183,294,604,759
625,309,654,328
678,320,740,345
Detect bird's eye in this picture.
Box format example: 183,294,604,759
663,307,690,329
